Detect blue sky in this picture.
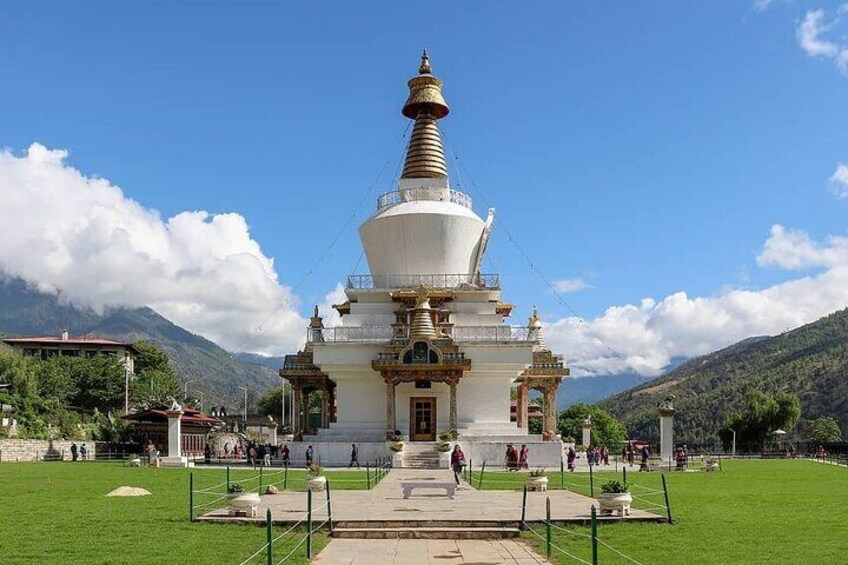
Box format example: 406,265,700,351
1,1,847,375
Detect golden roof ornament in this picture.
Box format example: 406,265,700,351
415,284,430,308
401,50,449,179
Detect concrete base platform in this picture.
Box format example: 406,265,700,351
313,538,548,564
199,468,662,531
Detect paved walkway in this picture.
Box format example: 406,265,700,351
201,468,660,524
313,539,548,564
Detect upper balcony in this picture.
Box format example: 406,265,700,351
307,325,533,344
376,187,473,213
347,273,500,291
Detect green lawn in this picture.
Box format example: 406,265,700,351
473,460,848,564
0,462,350,564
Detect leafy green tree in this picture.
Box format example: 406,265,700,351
720,391,801,452
557,403,627,448
257,384,291,422
133,341,173,374
806,417,842,443
129,341,180,408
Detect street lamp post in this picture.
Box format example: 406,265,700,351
238,386,248,425
194,390,204,412
183,380,193,402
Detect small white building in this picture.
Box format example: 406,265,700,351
3,329,137,376
281,52,569,467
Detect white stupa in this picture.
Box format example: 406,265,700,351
281,52,569,467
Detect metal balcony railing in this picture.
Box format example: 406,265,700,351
308,325,534,344
376,187,473,212
346,273,500,291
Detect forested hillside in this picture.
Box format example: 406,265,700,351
0,278,279,407
600,309,848,446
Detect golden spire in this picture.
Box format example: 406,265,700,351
409,287,438,339
401,50,449,179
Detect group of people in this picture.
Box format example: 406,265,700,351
585,445,610,466
69,442,88,461
504,443,529,471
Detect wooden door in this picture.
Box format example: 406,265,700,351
409,397,436,441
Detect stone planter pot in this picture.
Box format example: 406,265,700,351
392,451,405,468
527,476,549,492
598,492,632,516
227,492,261,517
703,460,719,472
307,476,327,491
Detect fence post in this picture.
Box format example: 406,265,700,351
189,472,194,522
306,487,313,559
326,479,334,535
591,505,598,565
589,461,594,497
226,465,231,493
478,461,486,489
259,465,263,493
560,458,564,489
623,466,627,484
283,465,288,491
266,508,273,565
366,464,371,490
545,496,552,560
521,485,528,525
661,473,674,524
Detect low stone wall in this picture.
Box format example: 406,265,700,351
0,439,96,462
460,439,563,469
285,441,390,467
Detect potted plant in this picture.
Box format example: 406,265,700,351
306,464,326,491
598,480,632,516
227,483,261,517
527,468,548,491
389,442,404,453
435,441,452,453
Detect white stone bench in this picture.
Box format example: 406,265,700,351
401,481,456,500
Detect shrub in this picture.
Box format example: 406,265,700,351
389,442,404,453
307,464,323,476
600,480,629,494
435,441,452,452
529,468,547,478
228,483,244,494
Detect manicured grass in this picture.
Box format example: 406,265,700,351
0,462,331,565
473,461,848,564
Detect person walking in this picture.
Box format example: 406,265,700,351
349,443,360,468
281,444,290,467
450,444,466,485
567,446,577,472
519,444,529,470
305,445,314,466
80,443,88,461
640,445,650,472
70,442,78,462
263,444,272,467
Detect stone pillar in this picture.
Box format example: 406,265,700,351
658,408,675,463
161,401,189,467
321,390,329,428
291,385,301,440
268,422,278,446
449,380,458,432
328,386,337,423
543,388,557,440
581,418,592,447
385,379,396,435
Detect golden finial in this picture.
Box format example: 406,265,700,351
419,49,432,74
415,284,430,308
313,305,319,318
529,306,540,327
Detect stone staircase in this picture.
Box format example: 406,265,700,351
402,442,441,469
331,520,521,539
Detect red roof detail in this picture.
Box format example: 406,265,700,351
3,336,140,353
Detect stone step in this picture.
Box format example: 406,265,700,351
331,527,521,540
335,520,520,529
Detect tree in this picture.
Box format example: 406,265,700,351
129,342,180,408
720,391,801,452
257,384,292,423
557,403,627,448
806,417,842,443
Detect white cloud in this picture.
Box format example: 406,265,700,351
544,225,848,378
553,278,591,294
757,224,848,270
754,0,776,12
830,162,848,199
0,143,312,355
796,8,848,71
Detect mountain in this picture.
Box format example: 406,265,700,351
599,309,848,446
0,278,280,407
235,352,286,370
559,374,646,408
